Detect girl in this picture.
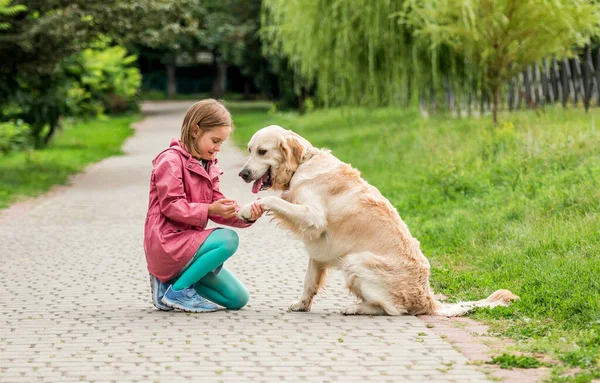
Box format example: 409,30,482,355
144,99,264,313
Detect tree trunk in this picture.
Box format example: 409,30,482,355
41,111,61,148
561,59,569,107
43,121,57,146
212,54,227,98
166,65,177,98
552,57,561,104
298,87,307,113
493,85,499,126
243,80,251,100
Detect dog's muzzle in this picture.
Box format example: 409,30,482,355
238,168,252,182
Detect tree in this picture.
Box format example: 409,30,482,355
198,0,263,98
0,0,192,146
405,0,600,124
133,0,276,100
261,0,417,108
261,0,476,110
112,0,200,98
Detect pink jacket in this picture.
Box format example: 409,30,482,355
144,138,252,283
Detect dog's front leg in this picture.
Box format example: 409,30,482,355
289,259,327,312
239,196,327,239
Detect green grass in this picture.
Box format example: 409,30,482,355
230,103,600,381
489,353,545,369
0,114,139,209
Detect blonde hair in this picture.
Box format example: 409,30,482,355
181,99,233,158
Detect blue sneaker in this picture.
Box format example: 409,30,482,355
161,285,218,313
149,274,173,311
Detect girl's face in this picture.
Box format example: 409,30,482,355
193,125,231,161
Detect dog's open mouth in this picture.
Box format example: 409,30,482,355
252,167,272,194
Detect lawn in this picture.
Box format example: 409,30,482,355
230,103,600,382
0,115,139,209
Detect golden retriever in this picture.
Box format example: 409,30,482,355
237,125,518,316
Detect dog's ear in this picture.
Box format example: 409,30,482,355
279,134,305,166
275,132,307,190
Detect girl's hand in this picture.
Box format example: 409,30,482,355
248,199,265,222
209,199,238,219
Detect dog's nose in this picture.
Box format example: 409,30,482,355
238,169,251,182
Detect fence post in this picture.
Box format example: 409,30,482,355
571,58,582,106
508,76,515,111
542,59,554,103
552,57,562,106
524,66,533,107
534,62,544,106
516,72,523,109
561,59,571,107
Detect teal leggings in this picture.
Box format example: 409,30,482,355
170,229,249,310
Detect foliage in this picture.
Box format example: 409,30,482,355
202,0,262,69
261,0,420,107
0,0,187,148
261,0,600,120
261,0,470,108
64,41,141,117
0,0,26,30
0,119,30,154
404,0,600,123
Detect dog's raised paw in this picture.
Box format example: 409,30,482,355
288,300,310,312
237,203,253,221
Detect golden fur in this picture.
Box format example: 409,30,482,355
238,125,518,316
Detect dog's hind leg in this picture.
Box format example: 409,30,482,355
289,259,327,312
342,252,406,316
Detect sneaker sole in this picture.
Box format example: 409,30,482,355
150,275,173,311
161,297,218,313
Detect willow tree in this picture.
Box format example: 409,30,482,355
405,0,600,124
261,0,433,107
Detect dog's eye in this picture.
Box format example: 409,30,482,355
258,149,267,156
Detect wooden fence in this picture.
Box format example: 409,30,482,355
420,46,600,114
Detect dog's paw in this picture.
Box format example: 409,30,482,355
288,300,311,312
237,203,253,221
341,304,362,315
341,303,386,316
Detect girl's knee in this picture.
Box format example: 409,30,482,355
227,288,249,310
217,229,239,255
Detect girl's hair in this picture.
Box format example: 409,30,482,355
181,99,233,158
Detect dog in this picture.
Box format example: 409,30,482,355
237,125,518,316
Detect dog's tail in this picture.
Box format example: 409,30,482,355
431,289,519,317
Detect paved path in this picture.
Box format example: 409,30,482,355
0,102,493,382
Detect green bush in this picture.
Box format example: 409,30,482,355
64,41,141,117
0,40,141,150
0,120,31,154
